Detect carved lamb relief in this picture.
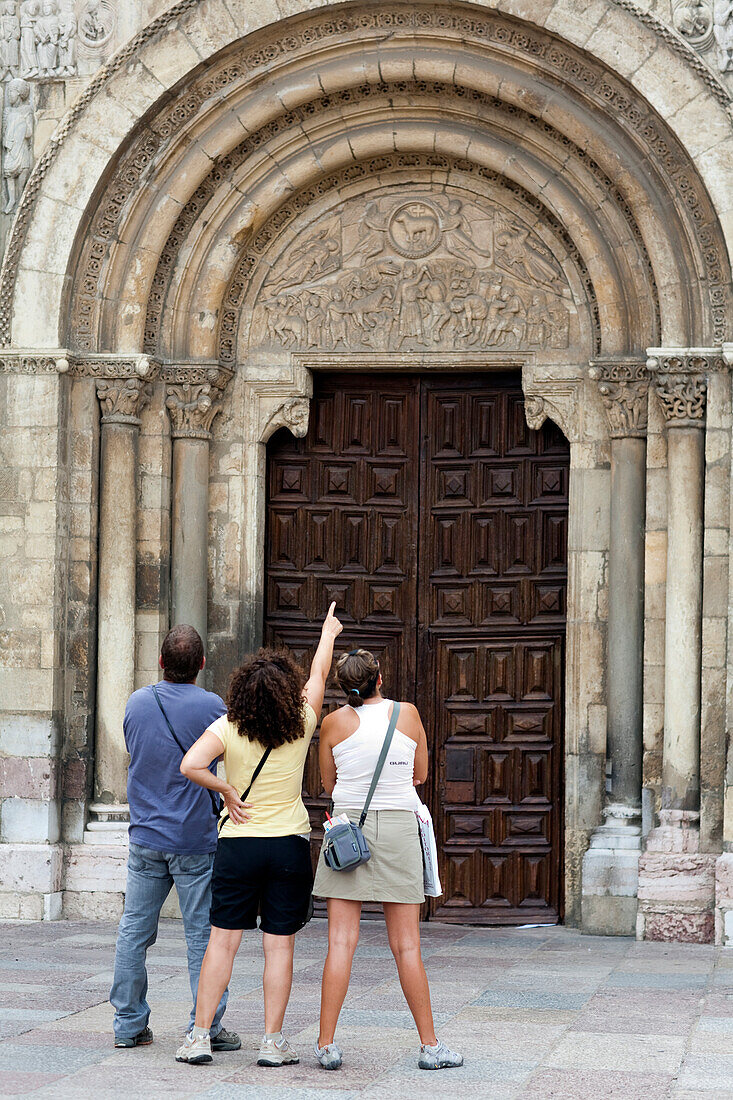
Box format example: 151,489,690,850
248,190,574,355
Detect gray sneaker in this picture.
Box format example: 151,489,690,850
257,1034,299,1067
175,1031,212,1065
211,1027,241,1051
418,1039,463,1070
314,1040,343,1069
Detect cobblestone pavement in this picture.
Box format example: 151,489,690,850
0,919,732,1098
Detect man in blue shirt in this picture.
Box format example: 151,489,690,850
110,625,240,1051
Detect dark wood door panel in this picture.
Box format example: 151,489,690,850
264,372,568,924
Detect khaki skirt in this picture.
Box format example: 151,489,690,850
313,808,425,904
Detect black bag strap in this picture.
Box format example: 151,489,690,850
152,683,220,819
217,745,271,833
358,701,401,828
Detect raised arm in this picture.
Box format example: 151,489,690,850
303,601,343,716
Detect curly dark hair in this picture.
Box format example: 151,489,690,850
226,647,306,749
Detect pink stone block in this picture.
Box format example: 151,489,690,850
715,852,733,900
0,757,57,799
643,908,714,943
638,853,716,905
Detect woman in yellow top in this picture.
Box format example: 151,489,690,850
175,603,342,1068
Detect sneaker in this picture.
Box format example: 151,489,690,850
418,1039,463,1070
175,1031,212,1065
314,1040,343,1070
257,1034,299,1067
114,1026,153,1048
211,1027,241,1051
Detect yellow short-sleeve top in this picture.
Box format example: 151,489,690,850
208,702,318,838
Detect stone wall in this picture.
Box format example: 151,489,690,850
0,0,731,937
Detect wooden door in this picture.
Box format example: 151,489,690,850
265,373,568,924
419,378,568,923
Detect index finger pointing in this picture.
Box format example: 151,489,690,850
328,601,336,616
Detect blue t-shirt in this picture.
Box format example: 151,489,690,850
124,681,226,854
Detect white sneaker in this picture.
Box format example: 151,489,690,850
257,1034,299,1067
418,1039,463,1070
175,1031,212,1064
314,1040,343,1069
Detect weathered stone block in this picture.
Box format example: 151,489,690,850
0,842,62,892
1,798,60,844
0,715,58,757
64,843,128,892
62,890,123,920
640,907,715,944
638,853,716,905
0,891,44,920
0,757,57,799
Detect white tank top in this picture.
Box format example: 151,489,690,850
331,698,420,812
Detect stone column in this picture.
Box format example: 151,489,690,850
639,349,717,943
87,365,153,842
164,366,231,644
582,359,649,935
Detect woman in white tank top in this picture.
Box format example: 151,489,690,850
312,649,463,1074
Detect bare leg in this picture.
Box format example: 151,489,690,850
383,902,437,1046
318,898,362,1046
262,932,295,1034
194,927,242,1029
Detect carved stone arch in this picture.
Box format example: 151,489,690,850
2,1,731,355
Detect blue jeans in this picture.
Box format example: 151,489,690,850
110,843,227,1040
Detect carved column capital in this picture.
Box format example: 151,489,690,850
646,348,724,429
162,363,233,440
588,358,649,439
95,377,153,426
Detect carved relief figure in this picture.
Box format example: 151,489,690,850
34,0,58,78
251,190,574,354
57,3,75,75
2,75,32,212
0,1,20,81
713,0,733,68
79,0,113,48
19,0,38,77
673,0,713,40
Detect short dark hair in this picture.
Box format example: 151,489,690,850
160,625,204,683
226,648,305,749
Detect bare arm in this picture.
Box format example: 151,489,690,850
303,601,343,716
180,729,251,826
318,712,338,797
396,702,429,786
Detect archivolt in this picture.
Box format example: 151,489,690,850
24,4,733,354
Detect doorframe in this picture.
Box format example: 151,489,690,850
240,352,609,926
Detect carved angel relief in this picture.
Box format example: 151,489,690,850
249,191,573,355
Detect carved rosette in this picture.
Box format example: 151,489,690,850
95,377,153,426
589,359,649,439
646,349,724,429
162,365,233,440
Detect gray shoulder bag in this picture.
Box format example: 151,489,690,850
322,702,401,872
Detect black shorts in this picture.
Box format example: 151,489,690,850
210,835,313,935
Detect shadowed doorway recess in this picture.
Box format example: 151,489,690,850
265,373,569,924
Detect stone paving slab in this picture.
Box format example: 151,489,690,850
0,919,731,1098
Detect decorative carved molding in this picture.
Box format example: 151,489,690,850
244,366,314,445
145,81,617,360
646,347,726,427
0,347,69,373
1,5,727,351
73,353,156,380
95,377,152,426
162,363,233,440
589,358,650,439
521,368,583,443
